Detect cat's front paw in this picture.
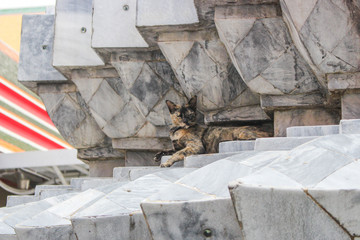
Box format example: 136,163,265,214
154,152,163,162
160,161,172,168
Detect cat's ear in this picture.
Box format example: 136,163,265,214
188,95,197,111
166,100,178,114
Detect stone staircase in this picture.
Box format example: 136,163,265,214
1,120,359,239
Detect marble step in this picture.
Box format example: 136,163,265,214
15,182,127,240
31,185,80,201
113,166,168,181
286,125,339,137
70,168,195,240
0,193,77,240
160,152,246,169
219,140,255,153
340,119,360,134
70,177,115,191
6,195,38,208
254,136,318,151
141,150,287,239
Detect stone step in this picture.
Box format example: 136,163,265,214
340,119,360,134
286,125,339,137
113,166,168,181
6,196,38,208
160,152,246,169
254,137,318,151
0,193,77,239
219,140,255,153
70,177,115,191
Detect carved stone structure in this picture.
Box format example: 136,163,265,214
18,0,359,175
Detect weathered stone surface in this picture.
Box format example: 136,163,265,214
113,166,165,181
234,19,285,82
185,152,241,168
77,147,125,160
204,105,270,124
254,136,317,151
340,119,360,134
39,85,110,148
230,183,350,240
328,73,360,91
137,0,199,27
87,159,125,177
274,109,340,136
92,0,148,48
112,138,172,150
6,196,37,208
219,140,255,153
18,15,66,82
261,93,325,110
286,125,339,137
125,151,159,166
281,0,318,31
53,0,104,67
342,93,360,119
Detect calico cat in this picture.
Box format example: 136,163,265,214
155,96,273,167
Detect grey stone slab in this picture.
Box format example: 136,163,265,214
38,189,79,200
125,151,159,166
35,185,74,197
340,119,360,134
179,159,253,198
71,175,176,240
53,0,104,67
80,178,114,191
176,41,218,97
300,0,351,66
280,0,318,31
261,93,325,109
286,125,339,137
269,144,356,187
310,188,360,236
113,137,172,150
204,105,270,124
152,168,196,182
137,0,198,27
233,151,287,170
142,198,243,240
6,195,37,207
318,52,356,74
332,24,360,69
113,166,165,181
15,189,110,240
18,15,66,82
184,152,241,168
0,221,16,240
234,20,285,82
130,63,170,116
308,134,360,159
103,102,146,138
254,136,317,151
92,0,148,48
274,108,340,137
230,183,350,240
328,72,360,91
219,140,255,153
315,160,360,189
342,93,360,120
261,47,319,94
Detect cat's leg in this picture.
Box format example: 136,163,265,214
154,150,176,162
160,142,204,167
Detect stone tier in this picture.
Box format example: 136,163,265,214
17,0,359,173
1,120,360,239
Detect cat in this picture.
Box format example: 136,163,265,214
155,96,273,167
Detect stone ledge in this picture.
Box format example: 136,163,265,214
261,93,325,110
328,72,360,91
77,147,125,161
112,138,172,150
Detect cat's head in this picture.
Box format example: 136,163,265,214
166,96,197,128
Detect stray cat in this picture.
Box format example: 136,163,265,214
155,96,273,167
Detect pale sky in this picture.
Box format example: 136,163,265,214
0,0,56,10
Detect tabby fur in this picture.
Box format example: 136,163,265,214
155,96,273,167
